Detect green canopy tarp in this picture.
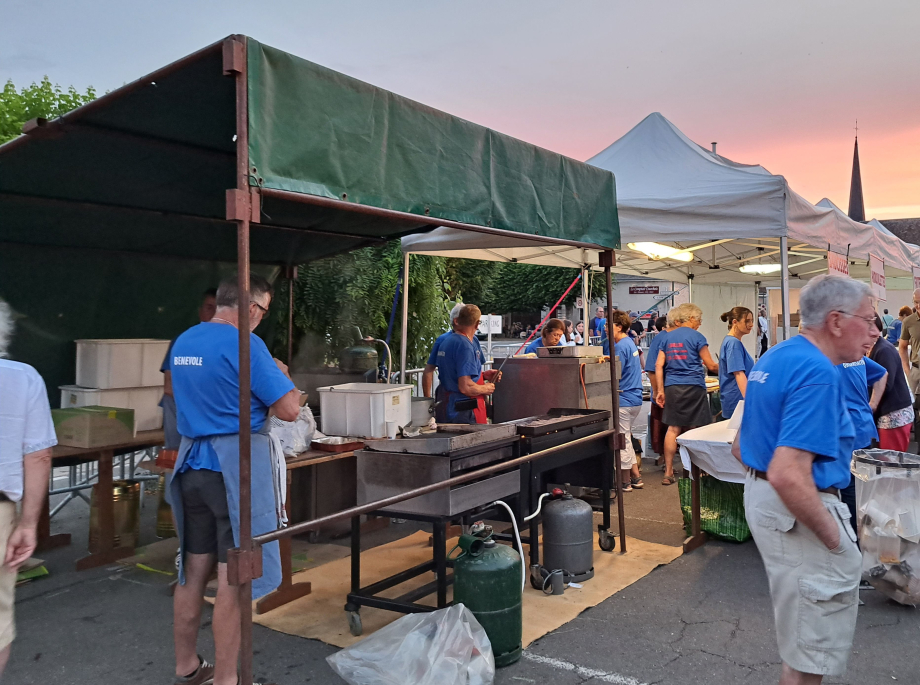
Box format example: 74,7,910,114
0,35,618,398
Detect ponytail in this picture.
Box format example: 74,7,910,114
721,306,753,330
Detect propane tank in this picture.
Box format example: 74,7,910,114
453,529,522,667
542,491,595,583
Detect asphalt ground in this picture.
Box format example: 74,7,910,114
7,461,920,685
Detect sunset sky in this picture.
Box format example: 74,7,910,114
4,0,919,219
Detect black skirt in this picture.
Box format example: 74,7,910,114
662,384,712,428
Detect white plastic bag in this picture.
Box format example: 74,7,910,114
269,404,316,456
326,604,495,685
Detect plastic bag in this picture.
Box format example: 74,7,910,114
678,475,751,543
326,604,495,685
269,404,316,456
853,449,920,605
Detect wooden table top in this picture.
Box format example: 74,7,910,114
285,448,356,469
52,429,165,460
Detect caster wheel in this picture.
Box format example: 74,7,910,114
306,530,320,544
530,573,544,591
348,611,363,636
598,531,616,552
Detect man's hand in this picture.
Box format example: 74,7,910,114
4,525,36,571
483,369,502,383
655,390,665,408
480,382,496,396
768,446,841,550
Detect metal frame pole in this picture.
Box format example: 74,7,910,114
780,236,791,342
581,261,589,346
754,280,761,359
286,266,297,365
225,35,255,685
601,250,626,552
400,251,410,384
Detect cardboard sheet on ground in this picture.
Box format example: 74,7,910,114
245,530,681,649
678,421,746,484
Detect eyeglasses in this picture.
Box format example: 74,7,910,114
250,300,269,315
833,310,877,329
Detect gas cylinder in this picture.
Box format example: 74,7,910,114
453,531,522,667
542,492,595,582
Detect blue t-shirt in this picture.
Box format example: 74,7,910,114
662,327,709,387
739,336,856,490
837,357,887,449
428,331,482,366
591,316,606,338
644,330,669,373
614,337,643,407
886,319,902,346
525,337,563,354
171,323,295,471
436,333,483,393
718,336,755,419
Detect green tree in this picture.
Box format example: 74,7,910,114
0,77,97,144
272,242,450,373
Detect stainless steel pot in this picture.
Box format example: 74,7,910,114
410,397,436,426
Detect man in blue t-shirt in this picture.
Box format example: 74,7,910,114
434,304,500,424
590,307,607,340
421,302,467,398
167,274,299,685
734,274,876,681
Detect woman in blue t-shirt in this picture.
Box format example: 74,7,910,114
654,303,719,485
717,306,755,420
524,318,566,354
609,310,645,491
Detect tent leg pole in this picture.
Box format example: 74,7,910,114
228,35,254,685
582,264,589,345
400,252,410,385
600,250,626,553
780,237,791,342
687,270,693,301
754,280,761,359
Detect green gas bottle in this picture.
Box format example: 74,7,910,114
453,530,523,667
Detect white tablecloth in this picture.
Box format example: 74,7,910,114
677,421,746,484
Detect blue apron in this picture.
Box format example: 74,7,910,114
434,384,476,425
166,423,281,599
160,393,181,450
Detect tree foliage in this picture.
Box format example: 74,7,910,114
0,77,98,144
273,242,450,372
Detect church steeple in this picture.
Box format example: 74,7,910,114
848,125,865,222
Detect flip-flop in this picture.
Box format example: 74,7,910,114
661,475,678,485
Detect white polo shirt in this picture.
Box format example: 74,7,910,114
0,360,57,501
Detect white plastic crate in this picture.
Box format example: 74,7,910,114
60,385,164,432
75,339,171,389
317,383,413,438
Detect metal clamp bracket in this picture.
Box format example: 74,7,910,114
226,545,264,586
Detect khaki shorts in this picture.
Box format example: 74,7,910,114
0,501,17,651
909,367,920,396
618,405,641,469
744,470,861,676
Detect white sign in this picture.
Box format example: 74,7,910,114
913,267,920,293
575,297,584,309
827,250,849,277
477,315,502,335
869,253,886,302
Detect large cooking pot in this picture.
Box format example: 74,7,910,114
410,397,436,426
339,344,378,373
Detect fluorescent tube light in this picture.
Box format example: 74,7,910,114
626,242,693,262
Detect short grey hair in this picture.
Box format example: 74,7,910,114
799,274,872,329
670,303,703,325
0,300,13,359
449,303,464,322
215,273,274,309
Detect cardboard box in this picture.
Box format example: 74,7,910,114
52,406,136,449
59,385,162,431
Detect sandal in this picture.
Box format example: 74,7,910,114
661,475,678,486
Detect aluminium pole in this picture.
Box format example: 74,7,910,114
780,236,791,342
582,261,589,346
400,251,410,384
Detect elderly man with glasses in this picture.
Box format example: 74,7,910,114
733,274,876,685
166,273,300,685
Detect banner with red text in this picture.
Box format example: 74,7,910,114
869,254,886,302
827,250,849,277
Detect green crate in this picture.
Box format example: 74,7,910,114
678,475,751,543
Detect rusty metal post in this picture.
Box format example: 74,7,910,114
601,250,626,553
285,266,298,365
224,35,255,685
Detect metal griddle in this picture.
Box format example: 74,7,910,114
363,423,517,456
511,408,611,437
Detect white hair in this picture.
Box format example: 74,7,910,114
800,274,872,329
450,303,464,322
670,303,702,325
0,300,13,359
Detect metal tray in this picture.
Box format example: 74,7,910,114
536,345,603,358
511,408,611,437
311,437,365,452
363,423,518,455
